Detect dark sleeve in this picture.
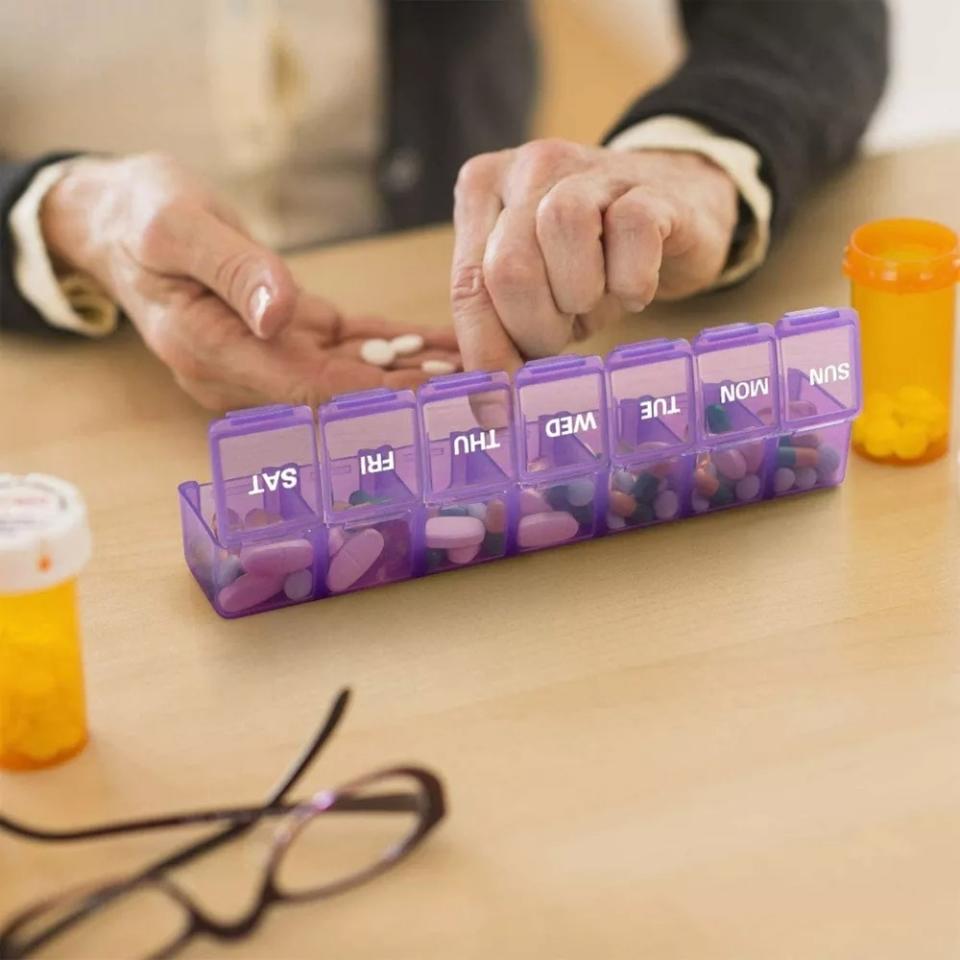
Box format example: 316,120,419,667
604,0,889,238
0,153,81,335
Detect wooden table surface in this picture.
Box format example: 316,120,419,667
2,141,959,959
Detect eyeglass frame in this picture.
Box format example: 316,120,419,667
0,689,446,960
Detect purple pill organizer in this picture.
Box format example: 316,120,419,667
179,307,861,618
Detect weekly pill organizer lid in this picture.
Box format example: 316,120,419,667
418,371,517,496
606,338,695,462
318,387,422,518
0,473,92,594
692,323,779,443
514,355,608,479
209,405,322,544
776,307,862,427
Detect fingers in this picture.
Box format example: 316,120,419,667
450,153,523,374
161,207,298,340
535,174,620,315
602,187,675,313
482,204,573,360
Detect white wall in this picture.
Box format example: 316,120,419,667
579,0,960,154
866,0,960,152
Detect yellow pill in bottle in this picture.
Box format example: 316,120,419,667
844,219,959,465
0,474,92,771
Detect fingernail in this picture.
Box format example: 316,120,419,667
249,285,272,337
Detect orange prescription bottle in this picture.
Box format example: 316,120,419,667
0,474,92,771
844,218,959,464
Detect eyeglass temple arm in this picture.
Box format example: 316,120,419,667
0,688,353,845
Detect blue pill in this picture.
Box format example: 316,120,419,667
706,404,731,433
565,478,595,506
439,506,469,517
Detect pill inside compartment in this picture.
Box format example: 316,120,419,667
188,404,327,617
319,388,424,594
605,339,696,532
514,355,609,551
419,371,516,573
692,323,780,515
771,307,860,497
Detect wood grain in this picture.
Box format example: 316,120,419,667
2,142,959,959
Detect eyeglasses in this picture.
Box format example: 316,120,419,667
0,689,445,959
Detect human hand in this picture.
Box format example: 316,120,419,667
450,140,739,372
41,153,458,409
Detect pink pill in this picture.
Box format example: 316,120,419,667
713,448,747,481
648,459,674,479
240,539,313,576
218,572,284,614
517,510,579,549
519,488,552,516
740,441,765,473
425,516,485,549
326,528,384,593
447,543,480,565
328,527,345,556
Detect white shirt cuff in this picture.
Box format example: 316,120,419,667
607,115,773,288
9,160,118,337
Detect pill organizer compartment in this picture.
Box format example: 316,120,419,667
319,388,424,593
605,339,696,532
770,307,861,497
418,371,517,572
514,355,608,551
180,405,327,617
692,324,780,513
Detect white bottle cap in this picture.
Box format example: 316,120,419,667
0,474,92,595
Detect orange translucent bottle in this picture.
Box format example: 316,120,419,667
0,474,92,771
843,218,959,464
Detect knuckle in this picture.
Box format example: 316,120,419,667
212,249,259,303
519,138,576,179
536,187,593,236
483,250,539,296
137,199,184,261
604,193,655,234
454,155,495,200
450,263,487,307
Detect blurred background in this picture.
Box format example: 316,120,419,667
533,0,960,152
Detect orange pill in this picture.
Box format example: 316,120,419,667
484,498,507,534
608,490,638,518
795,447,819,468
694,467,720,497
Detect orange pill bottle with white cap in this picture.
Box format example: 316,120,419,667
0,474,92,771
844,218,959,464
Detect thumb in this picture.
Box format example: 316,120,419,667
175,209,297,339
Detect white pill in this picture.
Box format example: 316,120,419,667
390,333,424,356
421,359,457,376
360,338,396,367
283,569,314,601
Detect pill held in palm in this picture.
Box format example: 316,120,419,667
421,359,458,376
360,338,396,367
389,333,425,356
